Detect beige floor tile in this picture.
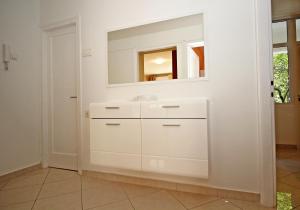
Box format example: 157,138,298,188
0,185,41,206
82,181,127,209
38,177,81,199
120,183,159,198
191,199,241,210
130,190,186,210
22,168,49,177
3,173,47,190
0,201,34,210
279,172,300,189
82,176,115,190
229,199,275,210
276,168,292,178
0,181,8,190
277,159,300,174
89,200,133,210
170,190,218,209
33,192,82,210
45,168,79,183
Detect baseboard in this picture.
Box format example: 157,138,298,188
0,163,42,182
276,144,297,150
83,170,260,202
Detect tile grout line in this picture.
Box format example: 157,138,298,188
188,197,220,210
226,200,244,210
0,179,11,191
166,190,189,210
84,199,130,210
31,168,50,210
187,199,220,210
118,183,136,210
80,175,83,210
82,180,130,210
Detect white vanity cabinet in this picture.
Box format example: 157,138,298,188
90,98,208,178
141,99,208,178
90,102,141,170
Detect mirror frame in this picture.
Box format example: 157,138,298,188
105,11,209,88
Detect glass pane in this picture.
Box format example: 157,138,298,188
296,19,300,42
272,21,287,44
273,47,290,103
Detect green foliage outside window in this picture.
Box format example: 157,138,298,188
273,51,290,103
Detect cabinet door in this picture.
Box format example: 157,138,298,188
142,119,207,159
90,119,141,170
141,119,208,178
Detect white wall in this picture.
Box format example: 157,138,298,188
40,0,260,193
0,0,41,175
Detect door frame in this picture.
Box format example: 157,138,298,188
41,16,83,173
255,0,276,207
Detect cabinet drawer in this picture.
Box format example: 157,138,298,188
142,119,208,160
90,119,141,154
142,156,208,178
90,102,140,118
141,98,207,119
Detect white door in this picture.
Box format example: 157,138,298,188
48,24,78,170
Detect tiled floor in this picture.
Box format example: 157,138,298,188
276,148,300,209
0,168,274,210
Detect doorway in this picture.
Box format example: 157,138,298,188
272,15,300,210
42,19,82,171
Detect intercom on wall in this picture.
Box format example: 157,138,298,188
2,44,10,70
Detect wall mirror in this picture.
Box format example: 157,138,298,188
107,13,205,85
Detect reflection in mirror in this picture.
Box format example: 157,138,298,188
139,47,177,81
108,13,205,85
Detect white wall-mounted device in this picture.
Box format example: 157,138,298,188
2,44,10,70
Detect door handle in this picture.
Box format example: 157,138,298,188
69,96,78,99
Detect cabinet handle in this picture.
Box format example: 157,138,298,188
105,123,121,126
162,105,180,108
163,124,181,127
105,106,120,109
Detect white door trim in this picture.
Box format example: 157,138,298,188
41,16,83,173
255,0,276,207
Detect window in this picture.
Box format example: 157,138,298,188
272,21,291,103
272,21,287,44
273,47,290,103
